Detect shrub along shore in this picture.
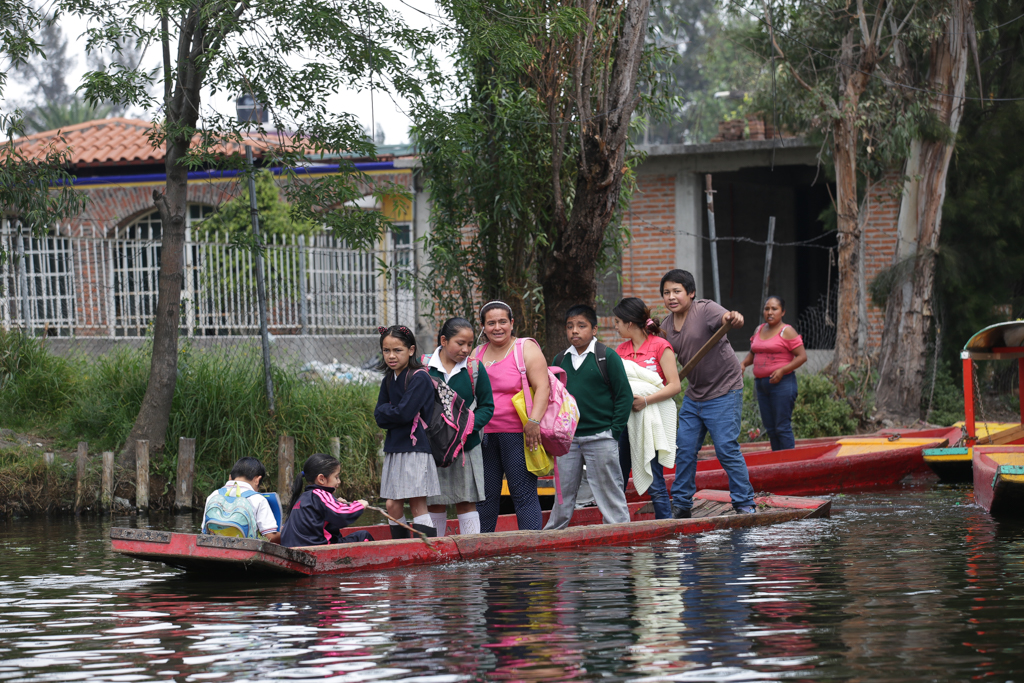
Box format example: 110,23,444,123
0,329,870,517
0,330,382,516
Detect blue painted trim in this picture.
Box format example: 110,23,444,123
59,161,396,187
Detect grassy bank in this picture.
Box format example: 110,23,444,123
0,330,383,513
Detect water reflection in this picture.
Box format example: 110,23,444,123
1,488,1024,681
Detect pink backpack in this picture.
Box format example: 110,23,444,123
512,338,580,503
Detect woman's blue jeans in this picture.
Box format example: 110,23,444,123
754,372,798,451
618,430,672,519
671,388,755,511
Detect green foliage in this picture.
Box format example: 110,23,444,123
791,373,858,438
412,0,667,338
0,1,86,255
923,359,963,427
0,330,81,425
0,333,384,501
0,446,82,516
198,170,317,239
66,0,433,249
938,1,1024,360
644,5,764,144
728,0,935,181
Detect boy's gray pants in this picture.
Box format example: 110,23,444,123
543,431,631,530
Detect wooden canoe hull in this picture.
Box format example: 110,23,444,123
110,490,830,577
628,430,958,502
973,446,1024,516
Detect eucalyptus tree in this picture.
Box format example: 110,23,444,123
739,0,929,372
414,0,667,356
68,0,436,463
874,0,976,422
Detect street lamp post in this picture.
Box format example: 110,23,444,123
236,95,275,414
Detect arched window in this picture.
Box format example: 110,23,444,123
112,204,215,336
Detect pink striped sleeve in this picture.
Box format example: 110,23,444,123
312,488,365,515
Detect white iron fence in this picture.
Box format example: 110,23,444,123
0,221,416,339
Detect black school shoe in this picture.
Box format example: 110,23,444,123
388,523,438,540
671,507,691,519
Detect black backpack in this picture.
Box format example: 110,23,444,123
553,342,611,386
390,369,476,468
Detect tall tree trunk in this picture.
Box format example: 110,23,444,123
875,0,972,422
540,0,650,360
829,23,880,372
119,15,205,464
119,139,190,463
831,107,863,370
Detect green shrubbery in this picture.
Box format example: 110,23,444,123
0,331,382,502
740,374,858,443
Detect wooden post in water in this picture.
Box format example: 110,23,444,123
101,451,114,511
175,437,196,512
136,440,150,512
44,452,54,509
330,436,340,460
278,435,295,515
74,442,88,514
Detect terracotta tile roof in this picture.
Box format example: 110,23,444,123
12,117,296,169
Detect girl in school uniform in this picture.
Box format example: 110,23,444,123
612,297,682,519
373,324,441,536
425,317,495,536
279,452,372,547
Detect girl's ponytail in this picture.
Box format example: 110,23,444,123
290,452,341,503
613,297,662,336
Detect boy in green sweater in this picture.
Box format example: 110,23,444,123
544,305,633,529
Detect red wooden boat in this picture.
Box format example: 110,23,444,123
110,490,830,576
973,445,1024,515
513,427,959,508
625,427,960,502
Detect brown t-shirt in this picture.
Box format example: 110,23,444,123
662,300,743,402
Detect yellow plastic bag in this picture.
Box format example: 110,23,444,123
512,389,554,477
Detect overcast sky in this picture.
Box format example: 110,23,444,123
3,0,445,146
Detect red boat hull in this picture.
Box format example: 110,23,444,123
972,446,1024,515
110,490,830,576
627,428,958,502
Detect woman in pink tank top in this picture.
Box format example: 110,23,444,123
741,295,807,451
472,301,551,533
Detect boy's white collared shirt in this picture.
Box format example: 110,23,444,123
428,346,467,382
566,338,597,370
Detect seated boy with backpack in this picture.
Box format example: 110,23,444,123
202,457,281,543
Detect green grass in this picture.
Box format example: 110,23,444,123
0,332,383,504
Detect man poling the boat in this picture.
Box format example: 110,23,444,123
660,269,756,519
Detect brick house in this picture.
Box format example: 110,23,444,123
1,118,428,363
3,119,902,365
614,137,901,366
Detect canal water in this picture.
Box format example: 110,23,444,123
1,483,1023,682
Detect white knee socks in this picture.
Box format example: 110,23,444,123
412,513,434,529
388,515,408,527
457,511,480,535
429,511,448,536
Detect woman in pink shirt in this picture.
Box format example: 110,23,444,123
741,295,808,451
472,301,551,532
612,297,681,518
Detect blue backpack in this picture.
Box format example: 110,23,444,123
202,484,282,539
